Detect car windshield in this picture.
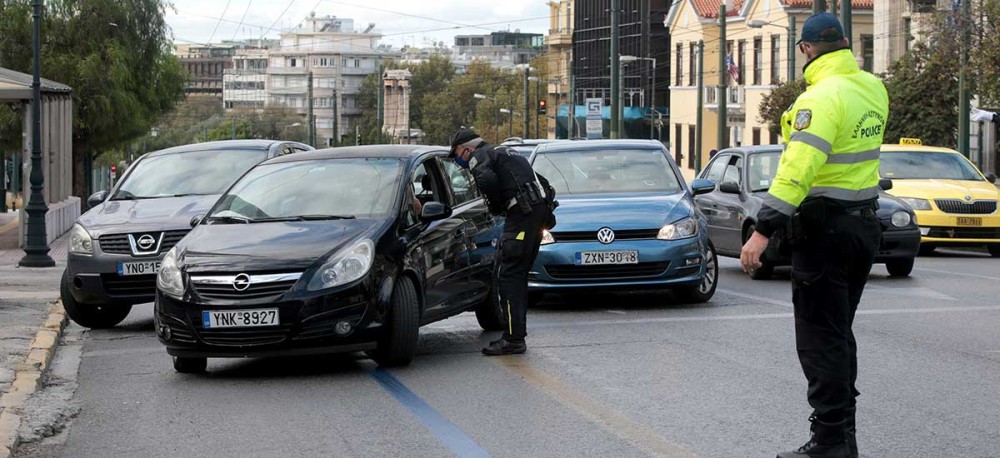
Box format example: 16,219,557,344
208,158,402,222
748,151,782,192
112,149,268,199
880,151,984,181
532,149,682,195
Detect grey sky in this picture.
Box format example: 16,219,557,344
166,0,550,48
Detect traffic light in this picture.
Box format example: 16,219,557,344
537,99,547,115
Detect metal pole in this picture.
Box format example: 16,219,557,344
508,112,513,139
717,2,729,152
958,0,971,157
610,0,621,139
20,0,55,267
535,79,541,139
696,40,704,174
307,72,315,147
841,0,851,51
1,151,7,213
619,63,625,139
376,59,384,138
788,16,797,81
569,75,577,138
231,117,236,139
523,68,530,138
332,87,339,147
813,0,825,13
650,58,656,139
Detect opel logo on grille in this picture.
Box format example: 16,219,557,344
597,227,615,244
232,273,251,291
136,234,156,250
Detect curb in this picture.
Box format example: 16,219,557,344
0,301,68,458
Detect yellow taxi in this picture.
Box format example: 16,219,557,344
879,138,1000,256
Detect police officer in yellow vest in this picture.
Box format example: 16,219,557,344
740,13,887,458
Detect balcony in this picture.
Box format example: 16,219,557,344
705,86,744,112
268,67,308,75
546,29,572,47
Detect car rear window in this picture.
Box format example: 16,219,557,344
113,149,268,199
532,149,682,195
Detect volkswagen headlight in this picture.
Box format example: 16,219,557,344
541,229,555,245
308,239,375,291
899,197,931,211
69,224,93,255
657,217,699,240
156,248,184,299
890,211,912,228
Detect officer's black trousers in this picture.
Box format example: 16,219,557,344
497,202,548,342
790,210,881,422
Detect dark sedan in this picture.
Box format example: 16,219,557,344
154,145,503,373
694,145,921,279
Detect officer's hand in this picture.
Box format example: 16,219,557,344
740,231,769,273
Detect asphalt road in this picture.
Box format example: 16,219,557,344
17,249,1000,458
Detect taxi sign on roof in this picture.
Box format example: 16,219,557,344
899,138,922,145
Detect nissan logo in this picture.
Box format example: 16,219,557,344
136,234,156,250
232,273,252,291
597,227,616,244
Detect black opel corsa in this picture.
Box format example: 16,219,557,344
154,146,505,373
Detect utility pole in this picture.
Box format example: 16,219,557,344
231,117,236,139
535,78,541,139
958,0,971,157
20,0,54,267
696,40,705,174
717,2,729,152
376,59,384,142
523,67,530,138
813,0,825,13
610,0,621,139
788,16,797,81
307,72,315,147
332,87,339,147
569,74,577,138
840,0,851,50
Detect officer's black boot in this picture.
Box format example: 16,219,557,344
482,338,526,356
844,407,858,458
776,416,851,458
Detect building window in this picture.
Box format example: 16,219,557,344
688,125,696,169
771,35,781,84
753,37,762,85
674,124,682,165
290,58,297,67
737,40,746,85
861,34,874,72
904,18,912,52
689,43,697,86
752,127,761,146
675,43,683,86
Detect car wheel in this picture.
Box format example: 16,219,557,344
172,356,207,374
370,276,420,367
676,241,718,303
475,267,504,331
918,245,936,256
61,271,132,329
988,246,1000,258
885,258,915,277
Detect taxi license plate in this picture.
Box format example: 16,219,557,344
576,250,639,265
956,217,982,226
117,261,160,276
202,309,279,328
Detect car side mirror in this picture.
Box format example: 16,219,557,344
190,214,204,228
878,178,893,191
718,181,741,194
87,190,109,208
986,172,997,184
690,178,716,196
419,202,452,223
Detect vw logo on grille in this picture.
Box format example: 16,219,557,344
136,234,156,250
232,273,252,291
597,227,616,244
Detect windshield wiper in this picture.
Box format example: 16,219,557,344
205,215,252,224
250,214,357,223
169,193,210,198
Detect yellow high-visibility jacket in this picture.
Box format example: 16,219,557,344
755,48,889,237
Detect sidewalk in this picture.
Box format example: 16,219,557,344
0,233,68,456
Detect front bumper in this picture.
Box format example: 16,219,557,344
154,280,382,358
914,210,1000,247
528,237,707,292
66,252,163,306
875,227,921,262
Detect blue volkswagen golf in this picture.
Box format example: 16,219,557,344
527,140,719,303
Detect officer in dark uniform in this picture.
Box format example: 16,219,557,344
448,128,554,356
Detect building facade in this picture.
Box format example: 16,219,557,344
175,44,235,97
546,0,574,138
452,31,544,71
666,0,873,175
874,0,954,75
266,14,387,146
222,41,276,110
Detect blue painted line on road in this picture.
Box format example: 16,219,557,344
369,367,490,458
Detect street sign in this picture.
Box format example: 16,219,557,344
585,98,603,140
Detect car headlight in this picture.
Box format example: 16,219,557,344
68,224,93,255
898,197,931,211
890,211,912,228
307,238,375,291
657,217,699,240
541,229,555,245
156,248,184,299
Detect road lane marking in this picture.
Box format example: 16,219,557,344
913,267,1000,281
494,356,698,458
603,309,627,315
369,367,489,458
716,288,792,308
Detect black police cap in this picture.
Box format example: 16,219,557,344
449,128,479,157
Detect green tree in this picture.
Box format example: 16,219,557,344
0,0,188,198
757,79,806,140
971,0,1000,108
